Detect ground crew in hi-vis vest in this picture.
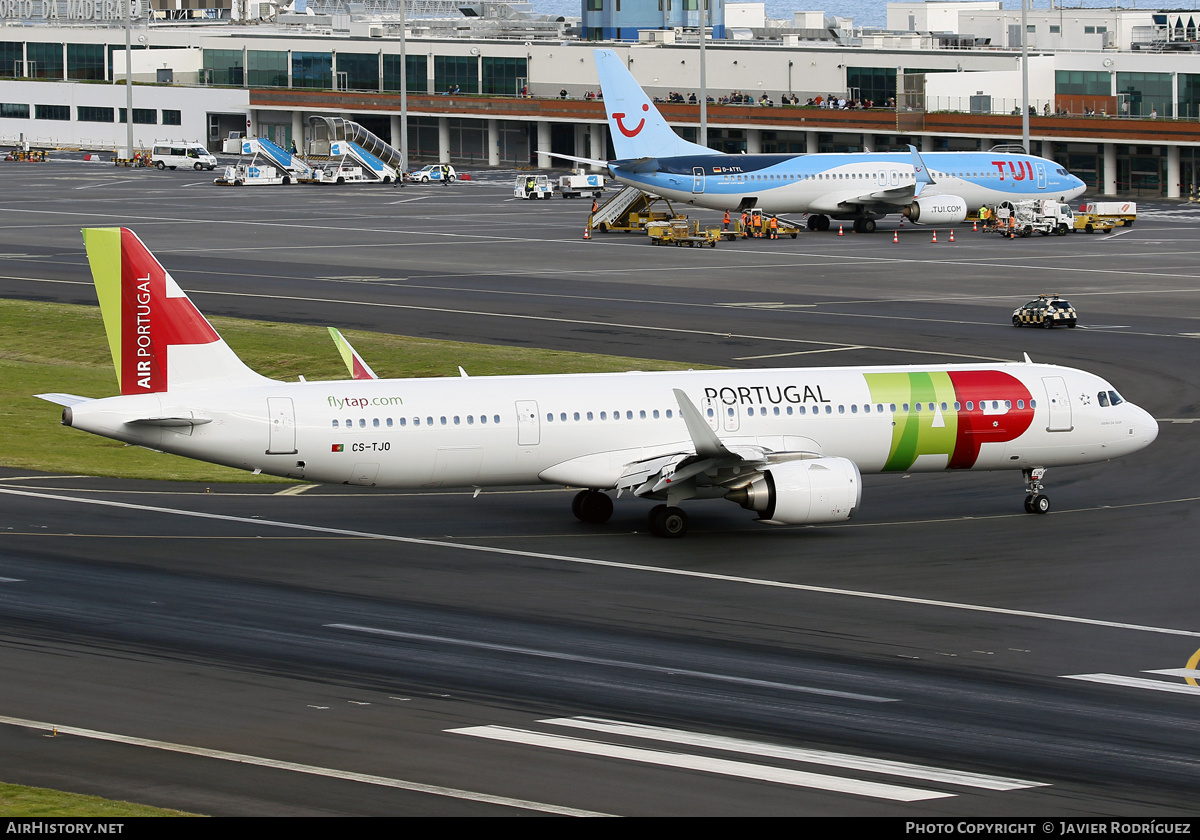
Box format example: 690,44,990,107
723,210,730,231
769,215,779,239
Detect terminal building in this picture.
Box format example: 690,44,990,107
2,0,1200,196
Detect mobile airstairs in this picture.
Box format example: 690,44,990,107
305,116,402,184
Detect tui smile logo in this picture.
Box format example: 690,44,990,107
613,103,649,137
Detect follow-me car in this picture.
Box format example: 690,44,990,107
39,229,1156,536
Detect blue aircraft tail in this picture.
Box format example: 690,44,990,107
593,49,712,160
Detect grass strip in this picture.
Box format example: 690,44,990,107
0,781,196,816
0,299,709,483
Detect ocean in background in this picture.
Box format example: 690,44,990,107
528,1,1158,30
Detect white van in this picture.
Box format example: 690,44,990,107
151,143,217,171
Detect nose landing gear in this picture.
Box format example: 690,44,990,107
1023,467,1050,514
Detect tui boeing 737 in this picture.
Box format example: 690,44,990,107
39,229,1155,537
569,49,1087,233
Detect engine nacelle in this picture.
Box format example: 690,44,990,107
901,195,968,226
725,457,862,525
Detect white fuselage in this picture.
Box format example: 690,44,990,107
66,363,1157,489
613,152,1087,217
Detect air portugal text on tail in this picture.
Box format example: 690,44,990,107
588,49,1087,233
83,227,268,395
41,230,1157,538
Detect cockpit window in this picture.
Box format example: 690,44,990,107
1098,391,1109,407
1109,390,1124,406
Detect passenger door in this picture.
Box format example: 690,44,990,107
1042,377,1073,432
266,397,297,454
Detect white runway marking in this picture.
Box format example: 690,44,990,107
1145,668,1200,678
1062,674,1200,696
0,713,605,815
734,346,867,360
450,725,953,801
3,486,1199,640
73,180,137,190
327,624,897,703
544,717,1046,790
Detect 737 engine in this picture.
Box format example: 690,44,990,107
724,457,862,525
901,195,968,226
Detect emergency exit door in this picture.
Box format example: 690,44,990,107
515,400,540,445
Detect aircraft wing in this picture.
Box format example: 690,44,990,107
825,147,936,210
838,185,919,207
613,390,820,498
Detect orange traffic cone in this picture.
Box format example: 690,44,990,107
972,220,978,232
931,230,938,243
893,230,899,243
838,225,844,236
583,225,590,240
949,229,955,242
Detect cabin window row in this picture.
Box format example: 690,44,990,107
710,399,1035,418
332,414,503,429
328,398,1041,431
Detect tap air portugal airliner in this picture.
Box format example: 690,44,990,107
576,49,1087,233
39,229,1156,538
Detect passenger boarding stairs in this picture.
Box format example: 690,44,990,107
245,137,313,181
308,116,405,172
328,140,397,182
589,186,673,232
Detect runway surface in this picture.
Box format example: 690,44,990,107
0,162,1197,816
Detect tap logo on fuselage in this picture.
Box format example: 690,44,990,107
613,103,650,137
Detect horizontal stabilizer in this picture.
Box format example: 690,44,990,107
36,393,92,407
548,151,612,170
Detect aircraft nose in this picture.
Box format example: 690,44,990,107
1131,404,1158,450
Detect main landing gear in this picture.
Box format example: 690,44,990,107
571,491,691,537
852,218,877,233
1023,467,1050,514
571,489,613,524
806,214,831,231
648,504,689,538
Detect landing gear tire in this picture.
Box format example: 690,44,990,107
648,504,689,538
853,218,876,233
1022,468,1050,514
572,490,613,524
